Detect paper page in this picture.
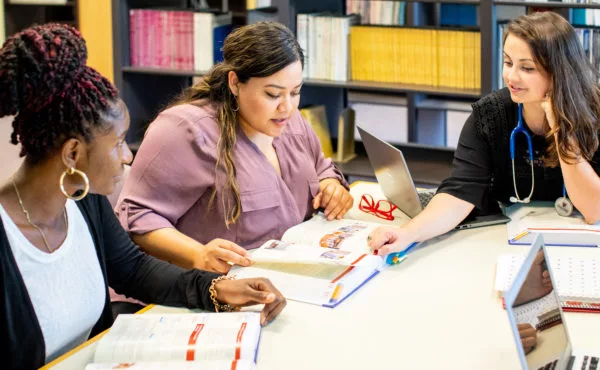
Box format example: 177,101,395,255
250,240,365,266
496,254,600,302
506,203,600,240
281,214,381,254
495,254,525,292
85,360,256,370
93,313,260,363
229,264,341,305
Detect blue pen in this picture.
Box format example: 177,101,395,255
385,242,419,265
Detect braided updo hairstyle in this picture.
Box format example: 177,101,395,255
0,23,120,164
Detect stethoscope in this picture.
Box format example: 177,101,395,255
509,103,574,217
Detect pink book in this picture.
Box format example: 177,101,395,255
183,12,194,71
142,10,151,67
129,9,138,67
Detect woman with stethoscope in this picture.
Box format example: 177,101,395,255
367,11,600,257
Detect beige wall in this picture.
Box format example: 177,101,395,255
79,0,114,82
0,117,23,183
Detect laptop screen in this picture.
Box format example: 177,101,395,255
505,236,570,369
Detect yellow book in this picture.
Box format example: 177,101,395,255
475,33,481,89
246,0,257,10
299,105,334,158
431,30,439,87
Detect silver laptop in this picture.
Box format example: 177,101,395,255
357,126,509,229
505,235,600,370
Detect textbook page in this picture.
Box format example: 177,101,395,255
85,360,256,370
230,215,386,307
505,202,600,246
280,213,383,254
250,213,382,266
250,239,366,266
92,313,260,364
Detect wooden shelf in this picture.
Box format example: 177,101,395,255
303,78,481,98
494,1,600,9
121,66,482,98
122,66,209,77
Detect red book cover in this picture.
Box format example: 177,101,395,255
183,12,194,71
129,9,138,67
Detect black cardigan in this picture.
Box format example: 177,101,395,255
0,193,220,369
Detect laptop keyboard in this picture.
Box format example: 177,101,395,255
566,356,600,370
417,189,436,208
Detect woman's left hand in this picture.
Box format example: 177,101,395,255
541,95,558,131
312,178,353,220
214,278,286,326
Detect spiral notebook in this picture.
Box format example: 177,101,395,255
496,254,600,312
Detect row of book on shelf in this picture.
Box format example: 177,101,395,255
345,1,478,27
129,9,232,72
296,12,481,89
345,0,406,26
127,9,481,89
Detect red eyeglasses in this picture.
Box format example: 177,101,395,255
358,194,398,221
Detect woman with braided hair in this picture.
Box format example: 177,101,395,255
0,24,285,369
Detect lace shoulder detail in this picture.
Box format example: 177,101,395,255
471,88,512,153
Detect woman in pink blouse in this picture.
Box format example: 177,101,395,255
115,22,352,274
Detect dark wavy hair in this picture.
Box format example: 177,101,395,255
0,23,121,164
507,12,600,166
172,21,304,226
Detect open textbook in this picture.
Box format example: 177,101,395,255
83,312,261,370
505,202,600,247
229,214,407,308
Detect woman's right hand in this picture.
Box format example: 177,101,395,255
367,226,415,256
193,238,252,274
214,277,287,325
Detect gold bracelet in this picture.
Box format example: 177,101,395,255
209,275,239,312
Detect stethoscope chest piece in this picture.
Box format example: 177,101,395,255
555,196,574,217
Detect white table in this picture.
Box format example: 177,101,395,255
45,224,600,370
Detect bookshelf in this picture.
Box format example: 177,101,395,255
0,1,4,44
3,0,79,37
110,0,600,185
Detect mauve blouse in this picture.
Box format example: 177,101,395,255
115,103,347,250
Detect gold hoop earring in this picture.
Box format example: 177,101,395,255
59,167,90,201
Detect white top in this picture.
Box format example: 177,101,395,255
0,199,106,363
